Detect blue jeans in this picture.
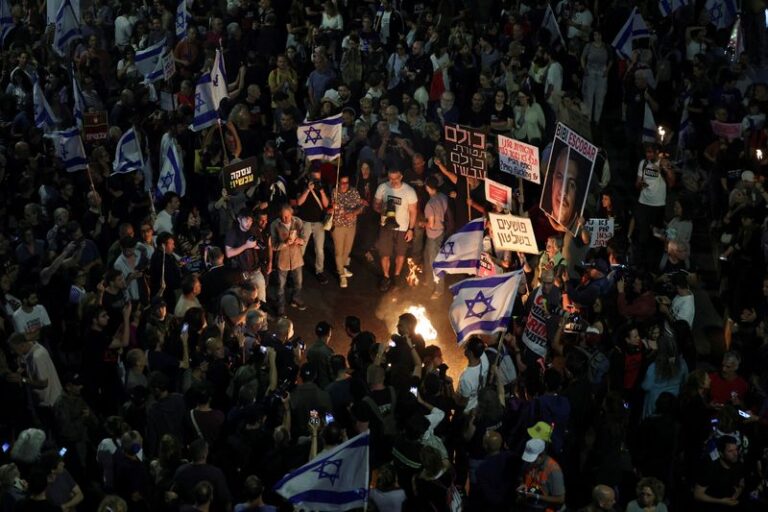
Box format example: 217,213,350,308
424,234,445,293
277,267,303,314
300,221,326,274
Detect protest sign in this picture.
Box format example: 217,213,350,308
443,124,486,179
540,123,598,236
585,218,615,247
710,120,741,142
83,111,109,143
163,51,176,81
223,157,258,192
478,252,500,277
488,213,538,254
484,178,513,210
497,135,541,183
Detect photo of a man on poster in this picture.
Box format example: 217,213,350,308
540,141,593,235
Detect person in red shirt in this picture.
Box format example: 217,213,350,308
617,272,657,322
709,351,749,406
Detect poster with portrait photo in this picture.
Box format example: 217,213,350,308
539,123,598,236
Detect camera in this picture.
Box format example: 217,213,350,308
563,313,586,334
380,198,400,229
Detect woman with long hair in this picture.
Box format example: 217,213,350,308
412,445,456,512
513,89,546,147
354,160,379,262
640,336,688,418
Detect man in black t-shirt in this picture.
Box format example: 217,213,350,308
295,167,330,284
225,208,266,305
694,436,745,511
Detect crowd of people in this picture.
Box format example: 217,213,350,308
1,0,768,511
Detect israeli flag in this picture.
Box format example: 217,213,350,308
211,49,228,108
72,72,86,129
297,114,342,161
1,0,14,45
52,0,81,56
275,431,370,511
48,127,87,173
677,96,691,152
449,271,523,343
157,134,186,196
659,0,689,18
47,0,80,25
145,49,171,83
135,37,167,79
611,7,650,59
542,3,565,48
705,0,737,30
432,218,485,277
643,102,658,143
175,0,189,39
33,81,59,132
113,128,144,175
191,73,218,131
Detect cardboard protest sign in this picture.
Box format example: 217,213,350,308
443,124,486,179
83,111,109,143
488,213,538,254
585,218,615,247
223,157,258,192
540,123,598,236
497,135,541,183
484,178,513,210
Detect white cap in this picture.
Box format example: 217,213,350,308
522,438,546,463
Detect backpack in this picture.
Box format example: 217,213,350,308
363,387,398,438
575,346,610,387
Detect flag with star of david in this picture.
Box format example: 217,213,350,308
1,0,14,46
47,127,87,173
135,37,167,80
449,271,524,342
52,0,81,57
175,0,190,39
191,72,218,131
297,113,343,161
432,218,485,277
33,81,59,133
157,134,186,197
705,0,737,30
274,431,369,511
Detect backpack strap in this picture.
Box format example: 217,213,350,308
190,410,204,440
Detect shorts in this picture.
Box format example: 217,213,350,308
376,227,409,258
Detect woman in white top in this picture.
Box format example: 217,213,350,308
319,1,344,31
386,43,409,90
116,47,141,83
513,90,546,146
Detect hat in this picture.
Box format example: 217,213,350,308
527,422,553,442
741,170,755,182
150,296,166,309
522,438,546,463
321,89,341,107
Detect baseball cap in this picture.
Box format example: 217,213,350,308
741,170,755,182
522,438,546,463
527,421,553,442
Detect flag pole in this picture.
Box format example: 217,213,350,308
215,42,230,166
466,178,471,220
518,177,525,215
217,120,230,166
85,164,96,191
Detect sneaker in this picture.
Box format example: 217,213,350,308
316,272,329,285
340,276,348,288
380,277,391,292
342,268,354,278
290,301,307,311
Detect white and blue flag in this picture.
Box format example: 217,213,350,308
113,128,144,175
449,271,523,343
0,0,14,45
145,49,172,83
175,0,189,39
643,102,657,143
72,72,86,129
611,7,650,59
52,0,81,57
192,73,219,131
433,218,485,277
211,48,228,108
157,134,186,196
34,81,59,132
47,0,80,25
659,0,689,17
135,37,167,79
542,3,565,48
48,127,87,173
297,114,343,161
275,431,369,511
705,0,737,30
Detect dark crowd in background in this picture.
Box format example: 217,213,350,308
1,0,768,511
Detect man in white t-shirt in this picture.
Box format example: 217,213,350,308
12,290,51,341
567,1,593,48
9,333,62,410
153,192,180,235
374,168,418,291
634,143,675,268
457,337,490,412
660,273,695,331
544,49,564,109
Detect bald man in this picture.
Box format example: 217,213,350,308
473,430,515,510
580,484,617,511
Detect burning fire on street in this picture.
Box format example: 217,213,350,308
405,258,421,287
404,305,437,341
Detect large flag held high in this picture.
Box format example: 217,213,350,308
449,271,524,343
0,0,14,45
274,431,370,511
611,7,650,59
191,72,218,131
135,37,167,79
175,0,189,39
643,102,658,143
112,128,144,175
705,0,737,30
52,0,81,56
297,113,343,161
432,218,485,277
157,136,186,196
34,81,59,132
